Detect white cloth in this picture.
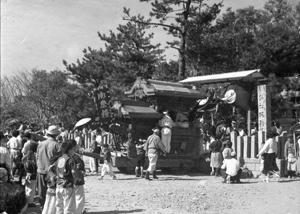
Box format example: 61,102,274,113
147,153,158,173
221,158,240,176
74,185,85,214
258,138,277,155
56,186,76,214
42,189,56,214
161,128,171,153
25,179,37,203
0,146,11,170
7,137,22,150
89,157,96,172
101,162,115,177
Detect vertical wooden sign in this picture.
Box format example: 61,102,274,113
257,82,271,135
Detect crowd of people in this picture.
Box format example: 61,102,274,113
0,117,299,214
0,124,87,214
207,119,300,184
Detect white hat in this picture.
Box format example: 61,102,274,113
46,125,60,136
231,151,236,157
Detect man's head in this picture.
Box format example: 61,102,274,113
61,140,77,156
23,132,31,140
46,125,60,138
231,120,237,128
152,127,160,135
12,130,19,138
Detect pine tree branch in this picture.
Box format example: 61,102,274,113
123,17,183,34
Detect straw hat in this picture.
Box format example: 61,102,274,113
46,125,60,136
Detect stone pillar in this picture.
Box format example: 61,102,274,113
257,82,271,136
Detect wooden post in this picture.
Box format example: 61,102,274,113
243,136,251,158
237,136,243,158
250,134,258,158
231,131,237,152
257,81,271,137
247,108,251,136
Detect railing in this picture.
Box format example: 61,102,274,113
230,131,286,159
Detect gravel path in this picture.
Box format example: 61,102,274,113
83,172,300,214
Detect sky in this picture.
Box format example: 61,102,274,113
1,0,298,77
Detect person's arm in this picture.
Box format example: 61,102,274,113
144,139,149,156
221,161,226,170
257,141,269,157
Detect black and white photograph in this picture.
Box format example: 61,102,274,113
1,0,300,213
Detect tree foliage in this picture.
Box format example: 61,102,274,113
125,0,223,78
64,12,164,118
0,70,93,129
186,0,300,76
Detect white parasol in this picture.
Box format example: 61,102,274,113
74,118,92,129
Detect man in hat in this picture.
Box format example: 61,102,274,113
159,110,174,153
144,127,166,180
36,125,61,207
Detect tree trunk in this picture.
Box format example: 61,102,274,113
177,0,191,80
178,37,186,80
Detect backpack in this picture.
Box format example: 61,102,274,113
72,154,85,186
23,153,37,180
56,154,73,188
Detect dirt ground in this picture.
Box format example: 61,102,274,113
81,172,300,214
27,166,300,214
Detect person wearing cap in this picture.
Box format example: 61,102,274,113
221,151,242,183
144,127,166,180
0,131,12,178
159,110,174,153
37,125,61,207
284,134,299,179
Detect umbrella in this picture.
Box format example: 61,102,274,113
74,118,91,129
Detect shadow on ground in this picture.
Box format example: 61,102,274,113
87,209,144,214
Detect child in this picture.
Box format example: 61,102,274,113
135,139,146,178
22,141,38,207
222,140,233,160
55,140,76,214
99,144,116,180
285,135,299,179
221,151,242,183
72,141,86,214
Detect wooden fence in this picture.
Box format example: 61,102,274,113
68,130,287,160
230,131,286,159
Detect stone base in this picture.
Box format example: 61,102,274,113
240,158,286,177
